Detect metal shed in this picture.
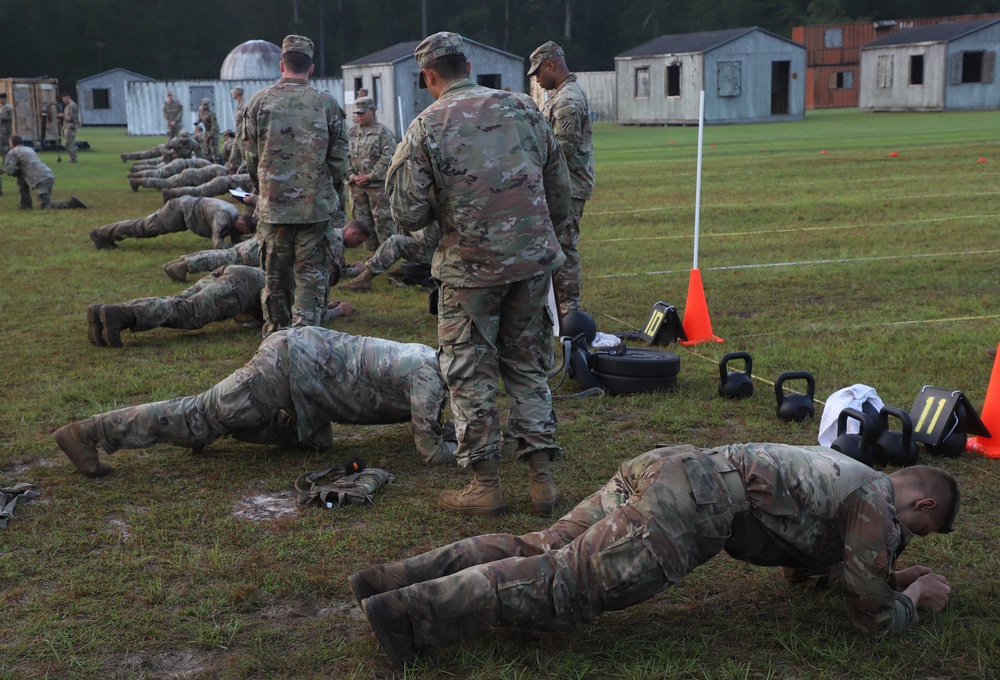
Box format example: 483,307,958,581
615,27,806,125
0,77,61,145
125,78,345,136
859,19,1000,112
532,71,617,122
342,38,525,138
76,68,153,126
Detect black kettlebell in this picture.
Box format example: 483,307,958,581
926,403,967,458
775,371,816,422
718,352,753,398
830,408,876,466
873,405,919,467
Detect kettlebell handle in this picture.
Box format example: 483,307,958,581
719,352,752,383
774,371,815,401
837,408,876,444
878,404,914,457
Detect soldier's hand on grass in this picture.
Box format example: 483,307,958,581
894,565,933,590
334,301,353,316
903,572,951,612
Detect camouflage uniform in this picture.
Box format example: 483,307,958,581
541,74,593,317
228,91,247,173
68,327,456,466
2,145,80,209
346,222,439,279
165,134,202,160
121,142,169,162
130,157,212,179
387,74,571,468
198,101,219,162
220,135,234,166
348,106,397,250
162,173,253,200
0,100,12,195
181,226,346,278
163,96,183,139
372,443,924,649
91,196,241,249
61,97,80,162
135,164,228,190
243,35,349,336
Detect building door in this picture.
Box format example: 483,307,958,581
771,60,790,115
188,85,215,129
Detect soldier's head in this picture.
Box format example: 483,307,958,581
353,97,376,126
528,41,569,91
231,87,244,100
200,98,210,109
166,91,174,100
343,219,371,248
233,213,257,236
222,129,235,139
415,32,470,98
179,130,190,139
10,135,22,147
0,93,7,102
356,88,369,98
281,34,315,78
889,465,960,536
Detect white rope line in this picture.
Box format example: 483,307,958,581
592,248,1000,279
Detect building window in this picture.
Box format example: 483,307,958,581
962,51,984,83
91,88,111,109
634,67,650,98
910,55,924,85
717,61,741,97
666,63,681,97
877,55,893,88
354,77,363,97
824,29,843,48
477,74,501,89
829,70,854,90
372,75,382,109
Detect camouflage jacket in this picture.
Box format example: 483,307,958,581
227,101,247,172
242,77,348,224
62,101,81,130
280,327,455,464
167,196,241,249
198,105,218,136
348,121,395,184
162,99,183,125
543,74,594,200
3,145,54,188
0,103,13,138
165,136,202,160
386,78,571,287
221,137,234,165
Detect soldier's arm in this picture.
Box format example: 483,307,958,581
368,128,396,181
550,96,585,162
386,121,436,234
242,106,260,192
325,104,350,189
407,366,457,466
540,120,573,234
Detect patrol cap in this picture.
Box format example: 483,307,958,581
528,40,565,76
415,32,464,89
282,34,314,59
231,86,244,96
221,128,234,137
166,90,174,96
201,98,209,105
354,96,375,113
179,130,190,138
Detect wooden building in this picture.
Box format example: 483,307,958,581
793,13,1000,109
529,71,617,123
76,68,153,126
342,39,524,138
859,18,1000,113
0,77,62,146
615,27,806,125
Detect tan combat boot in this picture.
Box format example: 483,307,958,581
163,259,189,283
527,451,559,516
343,266,375,292
438,458,506,516
100,305,137,348
54,420,114,477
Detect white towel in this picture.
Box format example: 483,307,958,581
818,384,885,447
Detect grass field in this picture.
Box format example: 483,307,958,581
2,109,999,679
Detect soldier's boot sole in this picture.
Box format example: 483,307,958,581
86,304,106,347
90,230,117,250
54,421,114,477
163,260,189,283
361,592,419,672
349,563,412,605
100,305,135,348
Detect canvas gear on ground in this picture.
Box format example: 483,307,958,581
295,465,394,508
1,483,40,528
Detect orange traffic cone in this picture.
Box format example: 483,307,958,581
679,268,723,346
966,342,1000,458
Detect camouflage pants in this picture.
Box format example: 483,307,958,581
139,172,219,190
64,126,77,161
366,233,432,275
552,198,586,319
122,266,263,332
203,134,219,163
164,175,253,200
122,147,163,161
184,239,260,275
0,141,6,194
438,275,559,467
387,446,738,648
350,184,396,251
167,122,180,140
259,221,333,337
92,207,188,243
34,178,76,209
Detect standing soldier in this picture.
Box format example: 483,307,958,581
197,99,219,163
58,92,81,163
528,41,594,319
0,92,12,196
347,96,396,253
163,91,183,140
228,87,246,173
243,34,349,336
386,32,572,516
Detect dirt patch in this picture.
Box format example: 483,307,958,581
147,649,210,679
231,490,298,522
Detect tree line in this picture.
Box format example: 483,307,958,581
2,0,996,91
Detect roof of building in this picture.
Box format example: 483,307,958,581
864,17,1000,47
343,37,521,67
77,67,154,84
617,26,801,58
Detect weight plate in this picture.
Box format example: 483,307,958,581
591,370,677,395
592,349,680,378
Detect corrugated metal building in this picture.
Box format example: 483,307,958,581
0,77,61,145
125,78,345,136
792,13,1000,109
342,39,524,138
859,18,1000,112
615,27,806,125
532,72,616,122
76,68,153,126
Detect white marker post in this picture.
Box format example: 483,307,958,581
693,90,705,270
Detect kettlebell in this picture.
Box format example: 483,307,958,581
718,352,753,398
830,408,876,466
873,405,919,467
775,371,816,422
926,403,967,458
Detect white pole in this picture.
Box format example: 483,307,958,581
397,95,405,138
693,90,705,270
